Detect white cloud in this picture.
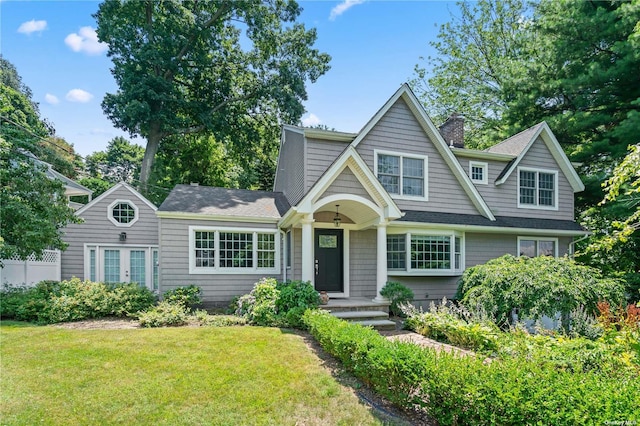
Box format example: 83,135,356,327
65,89,94,103
17,19,47,35
64,26,108,55
44,93,59,105
301,113,322,127
329,0,366,21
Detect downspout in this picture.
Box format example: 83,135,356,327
568,234,590,259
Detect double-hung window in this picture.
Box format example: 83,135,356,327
518,237,558,257
387,232,463,275
518,168,557,209
375,150,427,199
189,226,280,274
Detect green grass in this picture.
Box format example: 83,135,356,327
1,323,383,425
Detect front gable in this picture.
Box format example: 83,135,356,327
352,85,494,220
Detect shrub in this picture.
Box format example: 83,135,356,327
192,310,247,327
0,285,34,319
236,278,319,328
0,279,156,324
380,281,414,317
138,301,188,327
163,285,202,309
457,254,626,331
302,310,640,424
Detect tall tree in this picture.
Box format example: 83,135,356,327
95,0,331,191
0,60,81,260
411,0,532,149
84,136,144,185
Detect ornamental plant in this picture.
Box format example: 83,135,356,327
380,281,414,317
456,254,625,332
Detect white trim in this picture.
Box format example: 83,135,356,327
374,149,428,201
469,161,488,185
350,84,495,220
495,122,585,192
83,243,159,289
386,230,465,276
517,167,559,211
452,148,515,161
156,211,280,224
388,221,587,237
517,236,559,257
107,199,139,227
295,146,402,220
76,182,157,216
187,225,281,275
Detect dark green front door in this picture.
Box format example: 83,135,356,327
314,229,343,292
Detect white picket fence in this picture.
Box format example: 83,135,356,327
0,250,61,287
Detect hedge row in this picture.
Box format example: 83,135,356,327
302,310,639,425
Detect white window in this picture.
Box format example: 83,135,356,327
188,226,280,274
108,200,139,227
469,161,488,184
84,245,157,289
517,168,558,210
375,150,428,199
387,232,464,275
518,237,558,257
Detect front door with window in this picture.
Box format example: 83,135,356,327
314,229,343,293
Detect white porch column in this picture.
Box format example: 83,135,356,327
373,221,388,303
301,215,315,283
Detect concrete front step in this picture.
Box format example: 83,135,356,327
319,299,390,314
331,310,390,321
353,319,397,331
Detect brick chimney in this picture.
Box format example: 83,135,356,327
438,113,464,148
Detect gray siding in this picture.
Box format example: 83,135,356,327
349,229,377,298
305,137,349,192
159,218,281,304
470,137,575,220
292,228,302,281
274,128,306,205
321,167,374,202
61,185,158,280
356,98,478,214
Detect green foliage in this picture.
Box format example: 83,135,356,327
303,310,640,424
380,281,414,317
84,136,144,184
1,58,82,260
457,255,626,331
191,310,247,327
0,279,156,324
138,301,188,328
94,0,331,188
236,278,319,328
162,285,202,309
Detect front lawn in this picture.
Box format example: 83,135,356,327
0,323,381,425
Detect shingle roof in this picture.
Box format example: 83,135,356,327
158,184,291,218
486,123,544,156
399,210,585,232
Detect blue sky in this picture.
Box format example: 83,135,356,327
1,0,460,157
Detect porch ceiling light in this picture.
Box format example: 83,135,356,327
333,204,341,227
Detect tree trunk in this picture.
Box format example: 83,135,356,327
139,121,162,193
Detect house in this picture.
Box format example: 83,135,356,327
61,182,159,291
0,152,93,287
157,84,586,306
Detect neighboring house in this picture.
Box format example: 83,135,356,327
0,152,93,287
61,182,159,291
158,84,586,306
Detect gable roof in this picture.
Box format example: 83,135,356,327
75,181,157,216
350,83,496,220
280,146,403,228
158,184,290,221
490,122,585,192
20,149,92,197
